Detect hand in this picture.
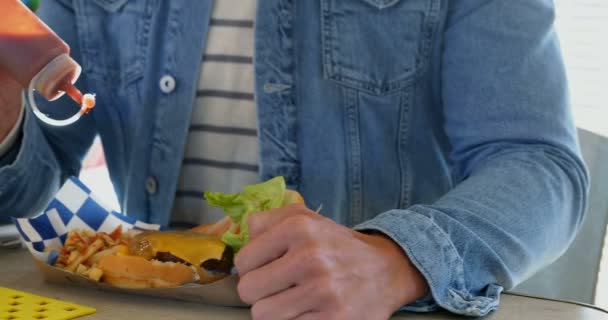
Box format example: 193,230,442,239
0,69,23,142
235,204,429,320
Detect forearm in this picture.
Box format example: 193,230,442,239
0,109,62,224
355,143,588,315
0,105,97,224
432,144,587,287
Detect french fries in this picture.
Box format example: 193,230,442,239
55,225,133,281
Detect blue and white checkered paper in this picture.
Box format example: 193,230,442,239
12,176,161,262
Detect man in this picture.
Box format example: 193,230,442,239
0,0,588,319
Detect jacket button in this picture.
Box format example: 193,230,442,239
159,75,176,94
145,177,157,194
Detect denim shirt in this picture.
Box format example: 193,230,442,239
0,0,589,316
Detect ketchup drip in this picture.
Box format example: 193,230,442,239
61,83,83,106
60,82,95,114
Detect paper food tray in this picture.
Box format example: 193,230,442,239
12,177,246,307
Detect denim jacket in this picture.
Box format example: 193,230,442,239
0,0,589,316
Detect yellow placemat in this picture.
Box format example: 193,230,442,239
0,287,96,320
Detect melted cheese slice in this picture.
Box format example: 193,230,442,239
136,231,226,265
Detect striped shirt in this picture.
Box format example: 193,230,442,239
171,0,259,227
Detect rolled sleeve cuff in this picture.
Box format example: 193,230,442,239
354,208,502,316
0,97,25,157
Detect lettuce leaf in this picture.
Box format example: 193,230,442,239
204,176,287,252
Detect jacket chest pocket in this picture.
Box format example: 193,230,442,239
79,0,155,86
321,0,440,95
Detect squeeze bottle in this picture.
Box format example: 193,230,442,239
0,0,94,123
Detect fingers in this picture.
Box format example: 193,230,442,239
293,312,324,320
235,216,291,275
247,204,313,239
235,212,321,275
237,205,337,320
237,246,319,304
249,280,325,320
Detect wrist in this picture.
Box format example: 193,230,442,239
356,231,430,310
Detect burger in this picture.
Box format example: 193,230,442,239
96,176,304,288
97,231,233,288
